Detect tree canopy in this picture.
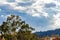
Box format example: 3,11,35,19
0,15,40,40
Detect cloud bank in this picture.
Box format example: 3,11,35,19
0,0,60,31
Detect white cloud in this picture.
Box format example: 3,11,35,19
44,0,54,3
48,12,60,30
54,1,60,6
16,0,27,2
14,6,27,11
1,15,4,18
15,0,35,2
25,0,50,17
0,0,6,2
43,13,49,17
32,13,40,17
7,2,17,7
0,14,11,18
53,14,60,27
53,13,60,18
0,0,9,4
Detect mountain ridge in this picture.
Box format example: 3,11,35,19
35,29,60,38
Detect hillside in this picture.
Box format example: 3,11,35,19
35,29,60,37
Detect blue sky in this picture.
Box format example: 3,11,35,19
0,0,60,32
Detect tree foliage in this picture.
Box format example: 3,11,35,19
0,15,40,40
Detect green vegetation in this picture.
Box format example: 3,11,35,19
0,15,40,40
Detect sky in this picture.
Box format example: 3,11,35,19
0,0,60,32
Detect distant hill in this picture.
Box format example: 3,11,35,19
35,29,60,38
